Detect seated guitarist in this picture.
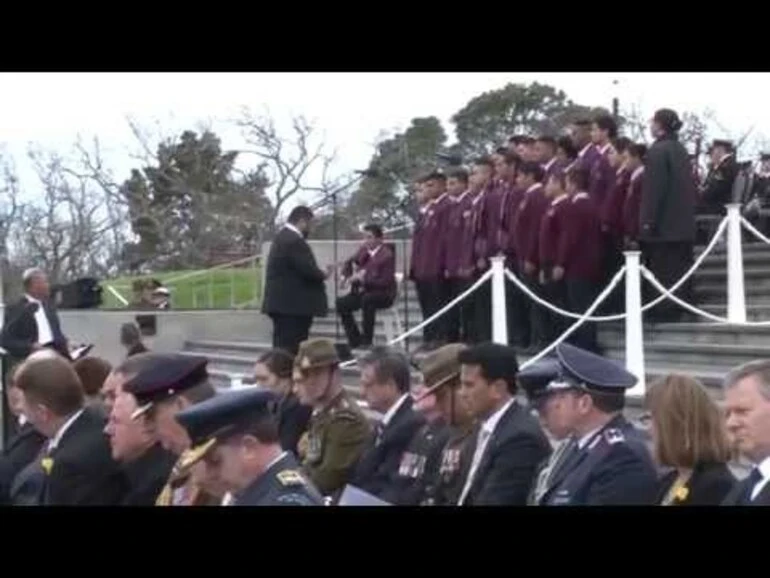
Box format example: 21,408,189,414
336,224,397,350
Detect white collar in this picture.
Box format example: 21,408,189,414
452,190,470,203
18,414,27,426
434,192,448,204
631,166,645,181
382,393,409,427
481,398,515,437
368,245,382,258
578,143,593,158
284,223,303,238
616,163,628,176
265,450,288,472
598,143,612,155
526,183,543,194
755,455,770,478
48,408,85,451
472,189,486,205
572,191,590,202
577,426,602,449
551,194,568,207
25,294,41,304
542,157,556,172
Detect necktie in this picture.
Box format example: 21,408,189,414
739,468,764,505
457,428,491,505
374,423,385,447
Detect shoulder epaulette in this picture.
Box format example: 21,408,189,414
603,428,625,445
277,469,306,487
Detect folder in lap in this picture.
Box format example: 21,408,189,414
337,485,391,506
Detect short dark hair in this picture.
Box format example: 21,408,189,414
458,342,519,394
288,206,313,224
495,146,509,156
613,137,632,154
628,143,647,160
447,168,469,184
572,118,592,128
557,136,578,160
566,166,590,191
518,161,545,183
360,346,411,394
73,357,113,397
363,223,384,238
257,349,295,380
593,114,618,140
423,170,447,183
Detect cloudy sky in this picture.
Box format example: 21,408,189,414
1,72,768,210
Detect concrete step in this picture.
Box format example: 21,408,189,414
598,322,770,347
693,284,768,302
694,242,769,255
702,250,770,268
603,341,768,370
693,266,770,286
699,303,770,321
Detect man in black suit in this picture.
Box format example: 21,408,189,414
722,360,770,506
261,206,331,355
518,343,659,506
349,346,425,500
13,350,128,505
103,354,176,506
455,342,551,506
1,268,70,363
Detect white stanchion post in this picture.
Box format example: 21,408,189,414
725,204,747,324
624,251,646,399
490,256,509,345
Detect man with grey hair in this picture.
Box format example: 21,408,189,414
1,268,69,363
348,345,425,499
722,360,770,505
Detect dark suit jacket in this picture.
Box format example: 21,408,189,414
121,442,177,506
700,154,739,214
43,406,129,505
722,468,770,506
1,296,69,361
460,400,552,506
261,226,328,318
278,392,312,458
350,396,426,499
657,462,736,505
0,421,46,504
639,134,697,243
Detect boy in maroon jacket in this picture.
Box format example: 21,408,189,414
512,161,549,352
538,170,571,344
560,166,604,353
468,157,496,342
440,169,474,343
622,143,647,250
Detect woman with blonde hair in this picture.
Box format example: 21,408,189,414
645,374,735,505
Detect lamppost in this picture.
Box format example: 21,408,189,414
612,78,620,122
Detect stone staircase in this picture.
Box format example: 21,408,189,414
180,241,770,426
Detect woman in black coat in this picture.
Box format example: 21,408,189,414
639,108,698,323
645,374,735,506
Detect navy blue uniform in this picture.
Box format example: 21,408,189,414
539,415,658,506
235,452,324,506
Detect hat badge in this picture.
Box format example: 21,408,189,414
301,356,311,369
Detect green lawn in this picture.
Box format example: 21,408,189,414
101,266,262,310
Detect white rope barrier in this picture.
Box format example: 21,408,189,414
741,216,770,246
520,265,628,371
640,266,770,327
338,268,494,368
503,215,729,323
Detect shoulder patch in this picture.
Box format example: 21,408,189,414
604,428,625,445
277,469,305,487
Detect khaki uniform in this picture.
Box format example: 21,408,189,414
155,448,220,506
293,338,371,498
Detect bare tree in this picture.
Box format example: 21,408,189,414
233,109,338,233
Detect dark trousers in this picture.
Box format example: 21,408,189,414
600,233,624,314
445,278,473,343
505,260,531,348
336,291,394,348
566,278,599,353
540,271,568,345
270,314,313,356
472,277,492,343
414,279,445,344
523,271,549,349
641,241,694,323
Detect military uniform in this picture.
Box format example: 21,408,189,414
123,353,220,506
700,140,738,215
174,387,324,506
293,338,371,498
518,343,659,506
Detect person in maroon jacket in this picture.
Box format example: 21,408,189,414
622,143,647,250
589,114,619,207
556,135,578,167
337,223,397,349
409,172,449,350
569,119,601,173
559,166,604,353
469,157,496,343
497,152,529,348
512,161,549,353
536,136,566,183
538,170,572,345
440,169,474,343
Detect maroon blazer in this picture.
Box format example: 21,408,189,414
478,185,505,262
558,192,604,282
600,167,631,238
500,181,524,259
539,195,571,269
343,243,397,297
573,143,601,173
442,192,476,279
513,184,549,268
410,195,450,281
542,157,569,184
588,145,616,208
623,167,645,243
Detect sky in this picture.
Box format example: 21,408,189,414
1,72,768,212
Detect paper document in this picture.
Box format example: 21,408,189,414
337,485,392,506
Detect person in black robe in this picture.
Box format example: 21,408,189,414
639,108,697,323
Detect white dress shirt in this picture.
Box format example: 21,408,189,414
284,223,304,238
381,394,409,428
751,456,770,500
457,398,515,505
25,294,54,346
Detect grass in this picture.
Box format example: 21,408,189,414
101,266,262,309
